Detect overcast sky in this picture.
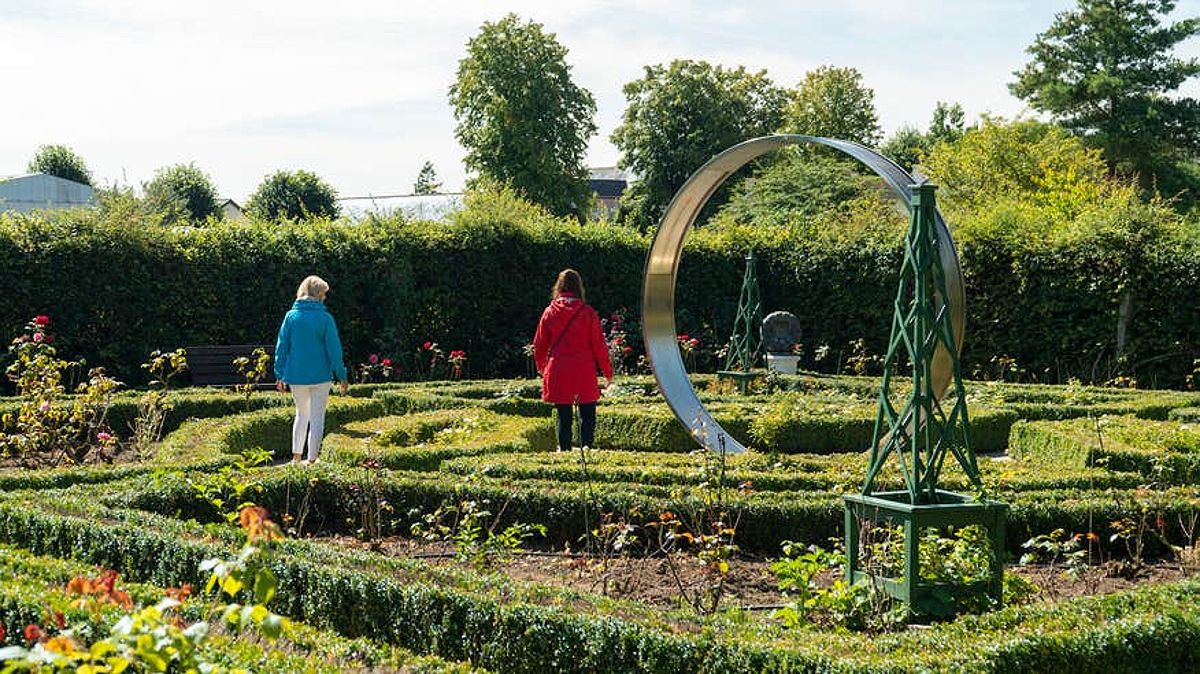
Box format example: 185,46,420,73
2,0,1198,202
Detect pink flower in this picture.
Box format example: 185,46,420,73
97,432,112,442
382,358,392,367
689,338,700,348
32,332,44,343
38,401,50,412
622,346,633,355
368,353,379,365
423,341,432,351
33,315,50,327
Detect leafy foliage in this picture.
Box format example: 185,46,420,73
611,60,787,229
26,145,92,186
1010,0,1200,187
449,14,596,220
246,170,339,222
879,101,967,172
143,163,220,224
783,65,881,146
714,150,897,230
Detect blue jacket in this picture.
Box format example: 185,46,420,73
273,299,348,385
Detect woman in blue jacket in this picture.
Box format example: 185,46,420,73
274,275,349,464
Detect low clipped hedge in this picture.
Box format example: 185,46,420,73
1,484,1200,673
155,395,384,464
1010,415,1200,483
323,409,556,470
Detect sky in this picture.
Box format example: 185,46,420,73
2,0,1198,203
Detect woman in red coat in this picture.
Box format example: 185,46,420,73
534,269,613,451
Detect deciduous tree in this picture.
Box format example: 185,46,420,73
449,14,596,220
611,60,786,229
28,144,92,186
246,170,339,222
783,66,881,146
144,163,219,224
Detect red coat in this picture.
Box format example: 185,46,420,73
533,293,613,404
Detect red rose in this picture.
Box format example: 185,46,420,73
33,315,49,327
423,341,432,350
368,353,379,365
382,358,392,367
23,624,42,642
44,335,54,344
678,333,689,341
622,346,633,355
689,338,700,348
52,612,65,629
0,622,6,643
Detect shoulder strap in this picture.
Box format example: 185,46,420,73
549,305,586,356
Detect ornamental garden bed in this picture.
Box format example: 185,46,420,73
2,375,1200,672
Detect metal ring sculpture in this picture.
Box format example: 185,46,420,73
641,135,965,454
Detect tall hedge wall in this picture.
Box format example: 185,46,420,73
2,205,1198,386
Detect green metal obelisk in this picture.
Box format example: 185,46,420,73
718,251,764,392
843,183,1007,616
863,183,979,499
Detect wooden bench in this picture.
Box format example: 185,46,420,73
185,345,275,387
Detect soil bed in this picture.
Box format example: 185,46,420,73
322,534,1194,611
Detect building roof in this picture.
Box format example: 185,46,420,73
0,173,95,213
588,166,627,182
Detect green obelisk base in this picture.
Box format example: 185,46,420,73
843,490,1008,617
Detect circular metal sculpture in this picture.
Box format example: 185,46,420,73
761,310,803,354
642,135,965,454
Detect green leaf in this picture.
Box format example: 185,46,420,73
261,613,284,640
253,567,277,605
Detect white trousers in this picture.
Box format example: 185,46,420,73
291,383,331,460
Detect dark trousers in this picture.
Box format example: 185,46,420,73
555,403,596,450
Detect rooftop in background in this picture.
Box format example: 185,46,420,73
0,173,95,214
588,167,627,216
337,192,465,221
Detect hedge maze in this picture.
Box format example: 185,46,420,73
3,375,1200,672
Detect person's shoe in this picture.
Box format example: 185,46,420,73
309,458,320,465
291,455,302,465
300,459,311,466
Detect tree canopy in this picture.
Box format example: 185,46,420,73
449,14,596,220
1010,0,1200,183
921,116,1110,218
143,163,220,224
28,144,92,186
880,102,967,172
783,66,881,146
611,60,787,229
246,170,339,222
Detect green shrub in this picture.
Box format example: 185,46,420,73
1010,415,1200,483
5,200,1200,387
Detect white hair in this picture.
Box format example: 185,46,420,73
296,275,329,300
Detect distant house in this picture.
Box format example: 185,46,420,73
219,198,244,220
588,167,627,218
0,174,94,213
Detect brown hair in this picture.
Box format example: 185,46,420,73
552,269,585,302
